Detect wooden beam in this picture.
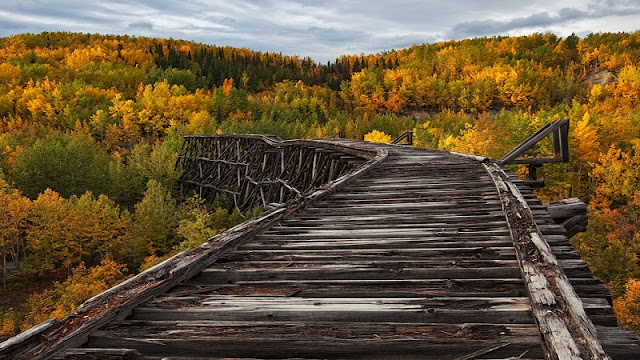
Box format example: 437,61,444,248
0,143,388,360
499,119,569,165
484,162,610,360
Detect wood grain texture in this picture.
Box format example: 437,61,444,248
484,162,609,360
4,137,639,360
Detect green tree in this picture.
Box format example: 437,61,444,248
0,180,32,288
26,189,79,275
12,133,110,199
131,180,179,264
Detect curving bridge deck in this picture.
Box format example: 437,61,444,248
2,137,639,359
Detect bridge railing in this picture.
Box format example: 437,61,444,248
391,130,413,145
177,134,370,212
498,119,570,187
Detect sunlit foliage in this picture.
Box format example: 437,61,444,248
2,30,640,339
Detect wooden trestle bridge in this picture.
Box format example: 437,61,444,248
2,132,640,359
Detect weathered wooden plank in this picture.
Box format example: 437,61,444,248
11,140,639,360
539,196,570,212
0,141,388,360
326,194,501,203
272,220,509,229
231,247,518,260
172,280,530,298
194,266,524,282
287,213,508,224
174,279,609,300
314,198,502,206
211,259,523,268
299,207,506,216
253,229,512,240
484,162,610,360
83,320,545,359
131,301,536,323
53,348,142,360
308,202,504,212
240,241,515,252
97,320,543,337
342,183,499,191
205,259,592,278
83,337,544,359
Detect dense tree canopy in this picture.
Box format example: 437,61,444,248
1,30,640,339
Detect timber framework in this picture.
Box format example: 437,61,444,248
1,134,639,359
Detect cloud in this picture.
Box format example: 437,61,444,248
307,27,369,44
447,1,640,39
127,22,154,31
0,0,638,63
448,9,583,39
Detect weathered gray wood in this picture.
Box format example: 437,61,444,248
484,162,610,360
499,119,569,165
0,140,387,360
562,215,588,238
195,266,525,282
545,198,587,220
544,198,588,238
174,279,610,300
0,319,60,354
130,303,536,324
8,138,638,360
82,337,544,360
54,348,142,360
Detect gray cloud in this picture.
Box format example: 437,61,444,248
0,0,638,63
127,22,154,31
448,9,585,39
448,1,640,39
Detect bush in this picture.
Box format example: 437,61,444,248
12,133,110,199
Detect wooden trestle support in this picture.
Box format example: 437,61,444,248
1,136,639,360
177,135,368,212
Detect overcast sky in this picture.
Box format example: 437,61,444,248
1,0,639,63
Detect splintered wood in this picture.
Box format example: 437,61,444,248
485,162,608,360
2,138,638,360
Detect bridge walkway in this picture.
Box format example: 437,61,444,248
50,143,637,359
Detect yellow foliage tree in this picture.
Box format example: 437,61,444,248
614,278,640,333
20,259,128,330
20,289,56,331
447,120,502,158
49,259,128,319
0,316,16,339
590,142,640,210
0,180,32,288
571,111,600,166
27,189,79,274
364,130,391,144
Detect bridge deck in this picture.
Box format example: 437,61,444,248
4,140,639,359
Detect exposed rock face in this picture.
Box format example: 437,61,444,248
584,69,616,85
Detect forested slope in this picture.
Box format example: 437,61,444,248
1,31,640,339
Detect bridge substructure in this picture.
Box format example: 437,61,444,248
1,136,639,360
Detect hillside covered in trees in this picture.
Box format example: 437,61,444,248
1,31,640,339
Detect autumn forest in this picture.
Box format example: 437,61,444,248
1,31,640,339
